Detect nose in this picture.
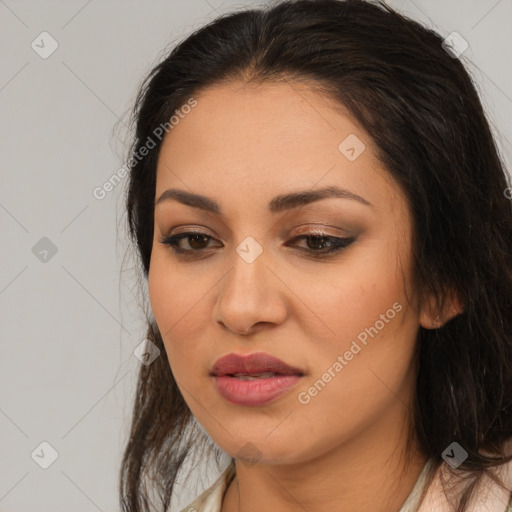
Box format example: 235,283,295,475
212,245,287,336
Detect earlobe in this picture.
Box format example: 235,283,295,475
419,287,464,329
419,310,443,330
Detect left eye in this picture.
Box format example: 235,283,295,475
287,233,354,253
159,231,355,257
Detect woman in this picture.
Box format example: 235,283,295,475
119,0,512,510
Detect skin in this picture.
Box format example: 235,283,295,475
147,79,461,512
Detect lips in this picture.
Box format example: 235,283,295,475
211,352,305,406
210,352,304,378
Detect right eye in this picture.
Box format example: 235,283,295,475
159,232,220,254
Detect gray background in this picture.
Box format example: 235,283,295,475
1,0,511,511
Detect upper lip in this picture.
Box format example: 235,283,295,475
211,352,304,377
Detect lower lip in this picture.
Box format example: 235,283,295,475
213,374,302,406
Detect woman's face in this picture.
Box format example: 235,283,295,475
148,80,425,465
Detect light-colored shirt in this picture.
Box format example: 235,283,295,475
180,457,512,512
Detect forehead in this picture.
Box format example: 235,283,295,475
155,80,404,216
160,80,369,159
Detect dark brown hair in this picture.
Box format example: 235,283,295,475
119,1,512,510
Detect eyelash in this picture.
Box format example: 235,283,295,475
158,230,355,259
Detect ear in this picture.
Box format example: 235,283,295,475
419,287,464,329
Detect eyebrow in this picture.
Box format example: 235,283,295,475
155,185,373,214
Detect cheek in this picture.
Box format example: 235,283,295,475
147,251,213,380
297,236,409,350
300,279,412,399
294,234,417,410
148,253,177,332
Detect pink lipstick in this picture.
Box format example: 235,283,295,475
210,352,304,406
